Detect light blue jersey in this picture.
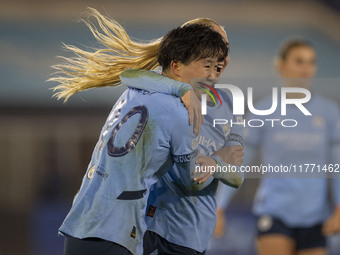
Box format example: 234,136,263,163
245,94,340,227
142,90,243,252
59,69,203,255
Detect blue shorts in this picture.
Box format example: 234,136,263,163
257,215,326,251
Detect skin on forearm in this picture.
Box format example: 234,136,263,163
213,145,244,166
214,172,243,188
211,145,244,188
212,160,243,188
193,151,244,188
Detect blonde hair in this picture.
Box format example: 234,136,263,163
49,8,224,101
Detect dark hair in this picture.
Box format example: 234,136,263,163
158,23,228,71
279,39,314,60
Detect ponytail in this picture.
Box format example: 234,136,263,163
49,8,225,101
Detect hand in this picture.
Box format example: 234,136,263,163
182,90,204,136
213,145,244,166
214,208,226,238
322,206,340,236
193,154,217,184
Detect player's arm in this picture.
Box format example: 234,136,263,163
170,115,214,192
172,154,215,191
208,111,245,187
193,113,245,188
120,69,203,135
194,154,243,188
323,106,340,236
121,69,192,97
322,143,340,236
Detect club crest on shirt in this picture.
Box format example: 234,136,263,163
312,115,325,129
87,166,95,179
192,137,199,150
223,123,231,137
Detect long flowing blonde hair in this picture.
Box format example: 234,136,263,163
49,8,225,101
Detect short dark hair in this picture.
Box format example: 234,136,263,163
158,23,228,71
279,39,314,60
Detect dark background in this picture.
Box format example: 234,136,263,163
1,0,340,254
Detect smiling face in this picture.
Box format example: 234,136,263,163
159,23,228,90
175,58,223,84
180,18,230,79
169,57,222,101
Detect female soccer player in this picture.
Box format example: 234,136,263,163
51,10,239,255
217,39,340,255
123,20,245,255
141,85,244,255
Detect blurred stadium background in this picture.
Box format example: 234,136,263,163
1,0,340,254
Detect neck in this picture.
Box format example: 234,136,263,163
162,69,180,81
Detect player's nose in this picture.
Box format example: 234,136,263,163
207,69,217,80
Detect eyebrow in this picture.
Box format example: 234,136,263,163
202,59,225,65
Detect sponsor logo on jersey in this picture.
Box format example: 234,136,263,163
87,166,108,180
146,205,157,217
130,226,136,239
172,150,198,163
96,170,109,180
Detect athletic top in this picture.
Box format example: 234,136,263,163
246,94,340,227
129,79,244,252
58,69,203,255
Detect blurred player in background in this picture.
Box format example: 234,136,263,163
215,39,340,255
50,9,234,255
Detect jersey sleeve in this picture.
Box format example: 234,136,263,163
120,69,192,98
225,115,244,147
170,113,214,191
217,90,244,147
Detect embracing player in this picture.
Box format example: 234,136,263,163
127,18,245,254
51,10,240,255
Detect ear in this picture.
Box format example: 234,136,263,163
170,60,182,78
274,57,284,74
